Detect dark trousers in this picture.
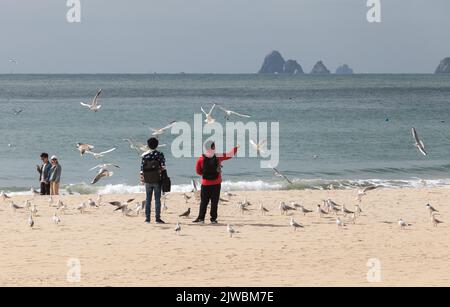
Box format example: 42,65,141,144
40,182,50,195
145,183,162,221
197,184,221,221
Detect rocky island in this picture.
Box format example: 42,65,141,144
310,61,330,74
335,64,354,74
435,57,450,74
258,51,304,74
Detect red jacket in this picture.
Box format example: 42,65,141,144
196,147,238,186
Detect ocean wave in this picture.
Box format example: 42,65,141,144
4,178,450,196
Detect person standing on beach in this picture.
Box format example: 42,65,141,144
140,137,166,224
193,141,239,224
49,156,62,195
36,153,52,195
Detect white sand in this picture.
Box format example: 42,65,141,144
0,188,449,286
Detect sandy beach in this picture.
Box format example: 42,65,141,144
0,188,449,287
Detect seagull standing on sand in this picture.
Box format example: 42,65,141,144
317,204,328,218
279,202,295,215
227,224,236,238
398,218,411,230
201,104,216,124
290,217,303,231
10,201,23,212
30,204,38,217
87,198,98,208
259,202,269,215
298,205,313,216
77,202,87,214
53,213,61,225
80,89,102,112
1,191,11,201
76,143,94,156
149,121,177,137
175,222,181,235
430,213,443,227
217,105,251,120
411,127,427,156
86,148,116,159
336,217,345,228
28,214,34,228
341,205,354,217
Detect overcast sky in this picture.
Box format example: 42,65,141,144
0,0,449,73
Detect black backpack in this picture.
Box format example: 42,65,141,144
202,155,220,180
142,159,161,184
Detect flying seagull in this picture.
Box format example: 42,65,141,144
272,168,293,185
357,185,378,203
91,167,114,184
250,139,267,155
76,143,94,156
9,58,18,64
12,109,23,115
1,191,11,201
123,139,148,155
411,127,427,156
201,104,216,124
149,121,177,136
217,105,251,120
80,89,103,112
89,163,120,172
86,148,116,159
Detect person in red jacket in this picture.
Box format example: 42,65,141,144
193,141,239,224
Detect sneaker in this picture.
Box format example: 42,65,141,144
155,218,165,224
145,220,150,224
192,218,205,224
210,220,218,224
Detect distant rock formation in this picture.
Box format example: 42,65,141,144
310,61,330,74
435,57,450,74
335,64,354,74
283,60,304,74
259,51,286,74
258,51,304,74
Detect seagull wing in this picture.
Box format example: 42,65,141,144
411,127,421,144
161,121,177,131
91,171,104,184
209,104,216,115
80,102,91,107
98,148,116,155
229,110,251,118
217,105,229,113
92,89,102,106
273,168,293,185
200,106,208,116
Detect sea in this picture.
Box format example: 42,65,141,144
1,73,450,195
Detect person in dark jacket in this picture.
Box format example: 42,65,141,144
36,153,52,195
140,138,166,224
193,141,239,224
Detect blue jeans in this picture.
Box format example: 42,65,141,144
145,183,161,221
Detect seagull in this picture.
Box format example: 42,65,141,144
149,121,177,136
426,204,438,216
77,202,87,214
250,139,267,155
227,224,236,238
179,208,191,218
431,213,443,227
298,205,313,216
411,127,427,156
52,213,61,225
238,202,250,214
272,168,293,185
356,186,377,203
28,214,34,228
87,198,98,208
355,204,363,216
336,217,345,228
398,218,411,230
80,89,102,112
91,167,114,185
76,143,94,156
123,139,148,155
24,200,32,210
350,212,357,224
316,204,328,217
12,109,23,115
10,201,23,212
175,222,181,235
341,205,354,216
86,148,116,159
30,204,38,217
1,191,11,201
57,200,67,213
183,193,192,204
279,202,295,215
224,191,237,198
290,217,303,231
89,163,120,171
217,105,251,120
201,104,216,124
259,202,269,215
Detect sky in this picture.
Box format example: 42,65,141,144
0,0,449,73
